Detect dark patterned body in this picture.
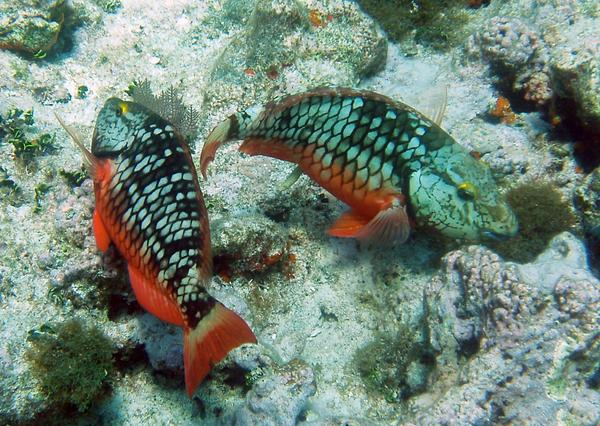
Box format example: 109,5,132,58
59,97,255,397
93,99,214,328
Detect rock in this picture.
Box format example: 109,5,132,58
211,214,288,276
426,245,535,360
202,0,387,112
467,16,552,105
135,314,183,373
518,232,594,294
233,358,315,426
574,165,600,239
548,15,600,135
0,0,66,54
419,233,600,424
467,6,600,136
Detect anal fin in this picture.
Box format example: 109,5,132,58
93,209,111,252
128,264,185,326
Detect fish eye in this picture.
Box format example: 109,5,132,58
115,102,129,117
457,182,477,200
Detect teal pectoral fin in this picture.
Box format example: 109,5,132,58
200,118,234,179
278,165,303,191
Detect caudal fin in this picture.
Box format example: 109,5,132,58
183,303,256,397
199,118,234,179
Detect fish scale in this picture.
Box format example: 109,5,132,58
200,87,518,243
95,106,214,325
242,91,436,197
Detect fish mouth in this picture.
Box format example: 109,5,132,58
481,229,514,241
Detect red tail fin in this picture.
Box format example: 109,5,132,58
183,303,256,397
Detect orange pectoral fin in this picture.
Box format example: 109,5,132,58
127,265,185,326
239,137,300,163
356,200,411,246
328,199,411,245
327,209,371,238
93,209,112,252
184,303,256,397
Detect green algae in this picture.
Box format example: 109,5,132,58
92,0,122,14
0,108,56,163
59,167,88,187
0,0,66,54
33,182,51,213
490,182,578,263
0,166,21,205
25,319,114,413
356,0,471,50
76,85,89,99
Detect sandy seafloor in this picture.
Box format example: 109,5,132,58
0,0,599,425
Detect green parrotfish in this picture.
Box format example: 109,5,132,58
200,87,518,244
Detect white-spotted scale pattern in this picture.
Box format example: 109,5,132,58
93,98,214,328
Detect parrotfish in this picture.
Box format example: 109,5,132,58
200,87,518,244
56,98,256,397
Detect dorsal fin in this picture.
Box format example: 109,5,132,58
54,112,98,173
422,85,448,126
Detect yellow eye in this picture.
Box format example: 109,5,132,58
457,182,477,200
116,102,129,116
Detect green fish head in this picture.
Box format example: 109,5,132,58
408,149,518,241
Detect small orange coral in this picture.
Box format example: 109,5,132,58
490,96,517,124
308,9,326,28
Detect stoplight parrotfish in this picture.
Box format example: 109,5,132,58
200,87,518,244
56,97,256,397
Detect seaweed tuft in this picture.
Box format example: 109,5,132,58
25,319,114,413
0,108,56,162
490,182,578,263
127,79,200,144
